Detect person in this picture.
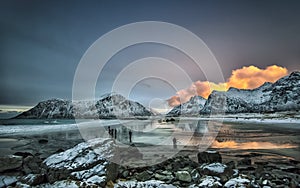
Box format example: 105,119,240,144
173,137,177,149
108,126,111,136
111,128,114,138
129,130,132,143
114,129,117,139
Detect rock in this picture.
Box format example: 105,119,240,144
197,151,222,164
0,155,23,172
200,163,234,183
191,169,201,182
13,152,33,158
120,144,143,162
176,171,192,182
197,176,222,188
122,170,129,178
43,138,117,184
154,171,174,182
38,139,48,144
23,155,43,174
85,175,106,186
20,174,45,186
224,176,250,188
237,158,251,166
0,176,17,187
226,161,236,169
136,171,152,181
114,179,176,188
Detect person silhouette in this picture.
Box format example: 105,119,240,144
129,130,132,143
173,137,177,149
114,129,117,139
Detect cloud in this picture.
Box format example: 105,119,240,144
226,65,288,89
167,65,288,107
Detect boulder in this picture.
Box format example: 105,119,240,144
0,176,17,187
20,174,45,186
176,171,192,182
23,155,43,174
200,163,234,183
154,171,174,182
197,151,222,164
0,155,23,172
43,138,118,184
136,171,152,181
224,176,250,188
196,176,222,188
120,144,143,162
237,158,251,166
114,180,176,188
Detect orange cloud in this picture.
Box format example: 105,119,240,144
226,65,288,89
167,65,288,107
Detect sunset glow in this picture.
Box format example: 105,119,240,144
167,65,288,107
211,140,296,150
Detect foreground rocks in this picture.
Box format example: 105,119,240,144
43,138,118,186
0,139,300,187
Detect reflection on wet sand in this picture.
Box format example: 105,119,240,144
211,140,297,149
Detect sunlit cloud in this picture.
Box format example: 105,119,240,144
226,65,288,89
167,65,288,107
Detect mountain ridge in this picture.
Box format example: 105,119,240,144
168,71,300,116
15,93,153,119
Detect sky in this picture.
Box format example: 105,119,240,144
1,0,300,113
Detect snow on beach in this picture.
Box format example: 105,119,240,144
0,119,132,136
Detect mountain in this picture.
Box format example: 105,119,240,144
15,93,153,119
168,71,300,115
167,96,206,116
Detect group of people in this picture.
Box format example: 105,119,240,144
106,126,177,147
108,126,117,139
107,126,133,143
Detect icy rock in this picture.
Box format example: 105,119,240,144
176,171,192,182
224,176,250,188
85,175,106,186
43,138,118,184
197,151,222,164
197,176,222,188
0,155,23,172
0,176,17,187
200,163,234,182
20,174,45,186
114,180,176,188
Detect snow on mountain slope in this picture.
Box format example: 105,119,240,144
201,71,300,114
15,93,153,119
167,96,206,116
168,71,300,116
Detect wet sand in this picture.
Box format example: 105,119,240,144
0,119,299,164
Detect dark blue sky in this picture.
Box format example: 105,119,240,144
1,0,300,108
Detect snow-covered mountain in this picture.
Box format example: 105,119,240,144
167,96,206,116
168,71,300,115
202,71,300,114
15,93,153,119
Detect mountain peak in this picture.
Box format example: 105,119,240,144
15,93,153,119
